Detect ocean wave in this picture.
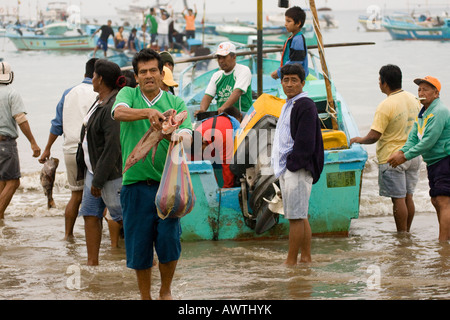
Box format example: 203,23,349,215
10,155,435,218
359,155,434,217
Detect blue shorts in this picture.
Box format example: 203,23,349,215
427,156,450,198
378,157,421,198
96,39,108,51
79,171,123,222
121,182,182,270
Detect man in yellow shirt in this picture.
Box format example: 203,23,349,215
350,65,421,233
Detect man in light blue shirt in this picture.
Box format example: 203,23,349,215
271,63,324,265
272,91,308,178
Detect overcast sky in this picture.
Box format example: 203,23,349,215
82,0,449,14
7,0,450,18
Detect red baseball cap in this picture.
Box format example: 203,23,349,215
414,76,441,92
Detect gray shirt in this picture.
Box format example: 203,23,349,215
0,84,26,138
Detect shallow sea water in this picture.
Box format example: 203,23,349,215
1,9,450,301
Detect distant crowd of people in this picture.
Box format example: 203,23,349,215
92,6,198,58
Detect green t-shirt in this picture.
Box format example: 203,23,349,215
112,88,192,185
204,63,253,113
144,14,158,34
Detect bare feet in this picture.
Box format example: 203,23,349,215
159,292,173,300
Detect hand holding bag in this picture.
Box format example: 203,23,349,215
155,137,196,219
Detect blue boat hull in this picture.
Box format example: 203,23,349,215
383,17,450,40
177,57,368,241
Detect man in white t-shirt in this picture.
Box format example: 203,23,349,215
194,42,253,117
39,58,98,240
156,10,173,51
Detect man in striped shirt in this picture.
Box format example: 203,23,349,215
271,63,324,265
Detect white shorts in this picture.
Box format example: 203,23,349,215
158,34,169,48
64,153,84,191
279,168,313,220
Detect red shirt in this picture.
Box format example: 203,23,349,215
196,116,235,188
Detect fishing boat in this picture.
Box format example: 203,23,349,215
6,29,95,50
176,45,368,240
35,22,70,36
357,5,385,32
266,11,339,30
358,15,385,32
215,23,317,46
382,14,450,40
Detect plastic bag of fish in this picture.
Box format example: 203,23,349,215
155,138,196,220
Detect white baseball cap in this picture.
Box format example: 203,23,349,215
0,61,14,84
215,42,236,56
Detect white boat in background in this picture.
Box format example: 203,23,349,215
35,22,69,36
358,15,385,32
357,5,386,32
266,10,339,30
216,22,317,47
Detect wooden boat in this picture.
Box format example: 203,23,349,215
383,14,450,40
266,12,339,30
357,5,386,32
6,25,95,51
358,15,385,32
215,23,317,46
176,48,367,240
35,22,70,36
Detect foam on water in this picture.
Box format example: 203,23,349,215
8,153,435,219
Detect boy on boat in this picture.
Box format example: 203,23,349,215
388,76,450,242
272,63,324,265
271,6,310,80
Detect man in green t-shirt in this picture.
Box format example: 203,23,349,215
112,49,192,300
194,41,253,117
144,7,158,43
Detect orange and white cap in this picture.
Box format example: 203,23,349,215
414,76,441,92
215,42,236,56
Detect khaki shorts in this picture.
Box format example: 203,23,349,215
279,168,313,220
64,153,84,191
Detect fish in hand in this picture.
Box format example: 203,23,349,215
123,109,188,174
40,157,59,209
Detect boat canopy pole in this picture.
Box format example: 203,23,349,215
257,0,263,97
309,0,338,130
171,41,374,64
202,0,206,47
121,42,374,71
